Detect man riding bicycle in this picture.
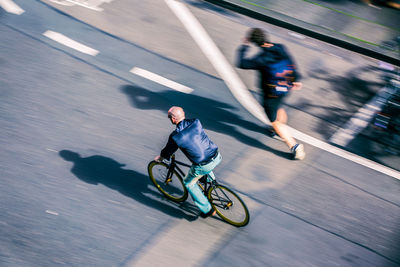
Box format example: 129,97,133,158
155,106,222,218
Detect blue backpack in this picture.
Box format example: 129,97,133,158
265,49,296,96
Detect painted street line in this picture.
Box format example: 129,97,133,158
330,85,395,146
166,0,400,180
288,32,306,39
48,0,74,6
45,210,59,216
48,0,113,11
130,67,194,94
0,0,25,14
290,127,400,179
107,199,122,205
43,30,99,56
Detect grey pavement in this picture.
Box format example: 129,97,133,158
1,0,400,266
205,0,400,65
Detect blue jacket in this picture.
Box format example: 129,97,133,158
160,119,218,164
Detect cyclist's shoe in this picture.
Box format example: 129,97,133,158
291,143,305,160
200,208,216,218
265,126,277,137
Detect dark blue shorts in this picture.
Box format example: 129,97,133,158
263,96,285,122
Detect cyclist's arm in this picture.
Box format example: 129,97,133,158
159,135,178,160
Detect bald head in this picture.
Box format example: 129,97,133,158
168,106,185,124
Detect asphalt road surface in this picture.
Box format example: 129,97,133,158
1,0,399,266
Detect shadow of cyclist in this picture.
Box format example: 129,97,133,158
120,85,291,159
59,149,197,220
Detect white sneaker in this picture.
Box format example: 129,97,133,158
292,144,305,160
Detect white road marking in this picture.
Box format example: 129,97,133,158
288,32,305,39
63,0,102,11
130,67,194,94
379,61,395,71
107,199,122,205
165,0,400,180
43,31,99,56
49,0,113,11
330,85,395,146
290,127,400,179
327,52,343,59
46,148,58,152
45,210,59,216
368,3,382,9
0,0,24,14
48,0,74,6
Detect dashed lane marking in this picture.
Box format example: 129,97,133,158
165,0,400,180
48,0,113,11
0,0,24,14
45,210,59,216
48,0,74,6
130,67,194,94
43,30,99,56
107,199,122,205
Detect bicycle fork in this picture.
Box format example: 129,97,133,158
164,164,175,185
208,182,233,210
217,190,233,209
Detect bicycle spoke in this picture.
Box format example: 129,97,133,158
148,161,188,202
208,184,249,227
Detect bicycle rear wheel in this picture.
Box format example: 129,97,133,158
208,184,249,227
147,161,188,202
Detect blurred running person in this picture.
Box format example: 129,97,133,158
236,28,305,160
155,106,222,217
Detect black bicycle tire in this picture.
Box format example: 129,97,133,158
147,161,188,202
207,184,249,227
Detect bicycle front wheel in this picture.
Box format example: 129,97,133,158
148,161,188,202
208,184,249,227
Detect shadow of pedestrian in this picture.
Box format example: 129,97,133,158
297,65,384,139
120,85,291,159
59,149,197,221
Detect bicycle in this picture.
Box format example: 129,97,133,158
148,154,250,227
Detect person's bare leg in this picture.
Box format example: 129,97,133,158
271,121,296,149
276,108,287,124
272,108,295,148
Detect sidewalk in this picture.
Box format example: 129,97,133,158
205,0,400,66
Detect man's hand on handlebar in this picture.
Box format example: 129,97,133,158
154,155,164,162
